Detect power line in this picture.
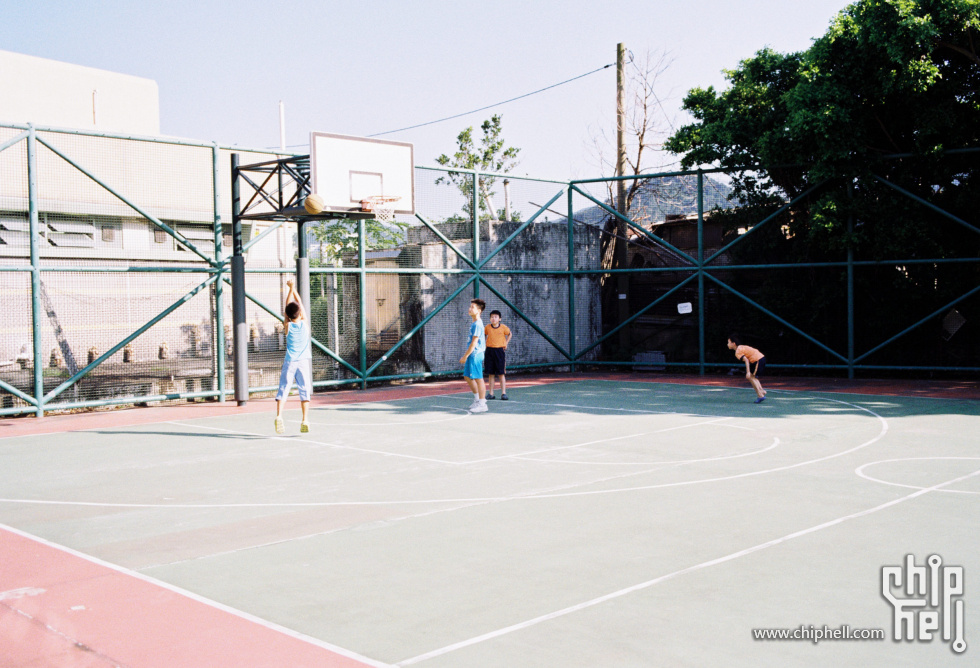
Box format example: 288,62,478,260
367,62,615,138
271,60,615,150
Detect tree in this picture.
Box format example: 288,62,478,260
666,0,980,199
665,0,980,258
590,48,677,220
435,114,520,221
307,213,408,308
663,0,980,250
663,0,980,368
308,217,407,263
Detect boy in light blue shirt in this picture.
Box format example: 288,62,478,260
274,279,312,434
458,298,488,413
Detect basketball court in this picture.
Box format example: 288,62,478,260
1,374,977,667
2,118,978,667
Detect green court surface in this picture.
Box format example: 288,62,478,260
1,379,977,666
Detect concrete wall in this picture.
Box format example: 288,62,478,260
411,219,602,373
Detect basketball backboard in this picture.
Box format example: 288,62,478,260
309,132,415,216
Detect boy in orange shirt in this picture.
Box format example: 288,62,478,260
727,334,767,403
484,309,512,400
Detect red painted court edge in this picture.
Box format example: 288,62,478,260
0,525,385,668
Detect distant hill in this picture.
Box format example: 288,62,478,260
558,174,733,228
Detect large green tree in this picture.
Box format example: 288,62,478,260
667,0,980,193
664,0,980,368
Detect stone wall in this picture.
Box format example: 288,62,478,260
408,219,602,373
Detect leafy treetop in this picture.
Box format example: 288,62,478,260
665,0,980,199
435,114,520,221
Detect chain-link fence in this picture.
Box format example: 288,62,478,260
0,124,284,416
569,159,980,377
2,123,977,417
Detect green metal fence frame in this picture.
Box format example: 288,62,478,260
2,121,978,418
298,168,574,390
0,123,288,417
569,160,980,377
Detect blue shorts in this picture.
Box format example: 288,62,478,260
464,352,484,380
276,358,312,401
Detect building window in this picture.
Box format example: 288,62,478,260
97,223,123,248
154,228,168,244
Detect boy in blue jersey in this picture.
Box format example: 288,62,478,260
274,280,312,434
458,298,488,413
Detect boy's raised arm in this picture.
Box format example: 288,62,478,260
285,279,305,319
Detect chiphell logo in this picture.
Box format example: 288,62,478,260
882,554,966,654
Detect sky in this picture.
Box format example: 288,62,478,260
1,0,853,181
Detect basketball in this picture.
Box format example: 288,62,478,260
304,193,325,214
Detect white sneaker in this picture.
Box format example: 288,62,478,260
471,401,488,413
468,399,482,411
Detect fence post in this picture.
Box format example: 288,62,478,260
473,171,480,299
847,179,855,379
296,219,310,319
568,186,576,371
27,125,43,417
230,153,249,405
296,219,311,390
212,143,225,402
359,216,367,390
697,170,705,376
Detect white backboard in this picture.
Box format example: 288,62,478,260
309,132,415,215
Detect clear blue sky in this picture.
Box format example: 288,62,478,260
2,0,851,180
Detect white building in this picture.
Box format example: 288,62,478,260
0,50,294,372
0,49,160,136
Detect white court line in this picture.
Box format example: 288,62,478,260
472,397,688,416
0,523,393,668
465,417,736,464
513,437,779,466
188,407,751,469
138,498,502,571
166,421,459,465
465,432,662,464
396,464,980,666
301,406,471,427
170,414,683,470
0,397,887,509
856,457,980,495
139,456,694,571
453,396,774,426
652,416,734,432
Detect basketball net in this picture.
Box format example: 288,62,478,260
365,195,401,223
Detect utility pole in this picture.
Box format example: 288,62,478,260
615,43,630,353
279,101,286,151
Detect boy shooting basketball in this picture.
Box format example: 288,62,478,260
459,299,488,413
728,334,767,403
484,309,511,400
274,280,312,433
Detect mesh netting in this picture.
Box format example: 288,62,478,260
2,126,977,415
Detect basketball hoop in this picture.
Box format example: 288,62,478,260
361,195,401,223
